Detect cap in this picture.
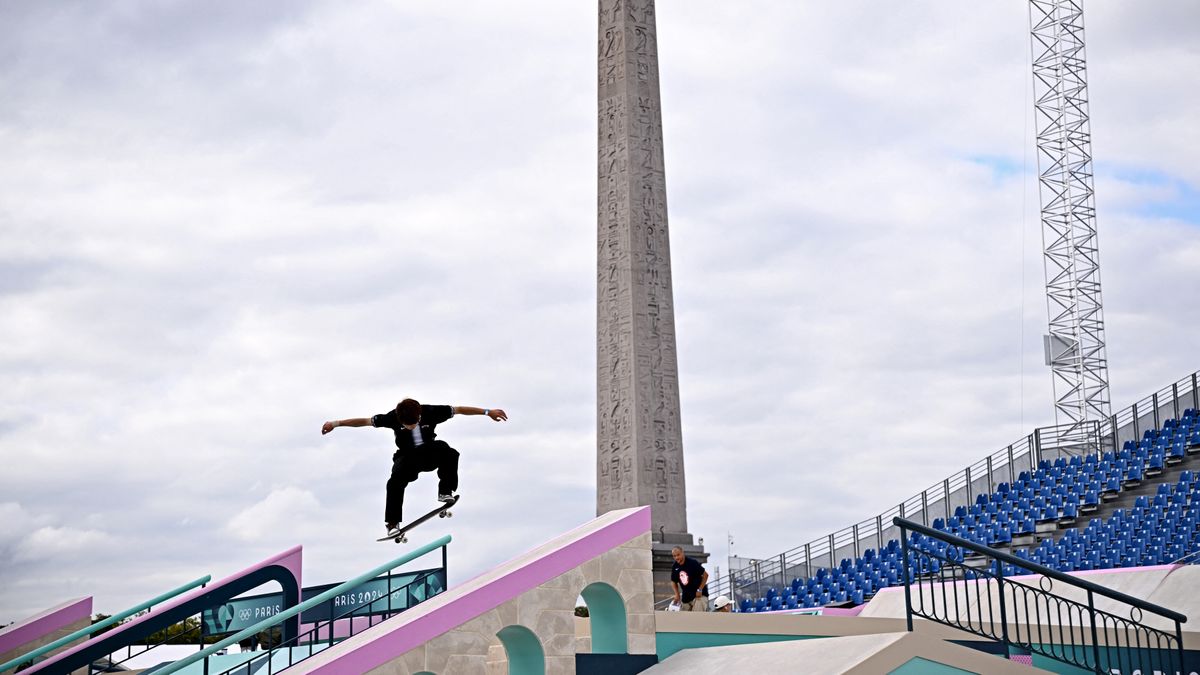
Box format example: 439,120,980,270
712,595,731,610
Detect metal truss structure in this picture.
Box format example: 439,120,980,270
1029,0,1112,449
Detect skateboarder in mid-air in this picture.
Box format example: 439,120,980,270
322,398,507,538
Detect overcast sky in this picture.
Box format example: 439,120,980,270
2,1,1198,623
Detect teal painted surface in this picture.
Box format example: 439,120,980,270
655,632,816,661
580,582,627,654
154,535,451,675
0,575,212,674
1027,655,1091,675
888,656,975,675
1026,642,1162,674
497,624,545,675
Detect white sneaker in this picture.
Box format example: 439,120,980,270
438,493,457,503
385,524,402,537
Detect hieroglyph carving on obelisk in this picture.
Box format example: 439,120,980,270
596,0,688,537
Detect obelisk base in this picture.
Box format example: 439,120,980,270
651,533,708,605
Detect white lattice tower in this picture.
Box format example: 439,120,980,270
1029,0,1112,448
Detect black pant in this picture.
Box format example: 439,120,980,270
385,441,459,524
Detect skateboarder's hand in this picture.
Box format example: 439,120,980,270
321,421,337,435
486,408,508,422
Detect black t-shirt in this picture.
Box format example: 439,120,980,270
372,404,454,452
670,556,706,603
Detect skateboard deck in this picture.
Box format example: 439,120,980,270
377,495,460,544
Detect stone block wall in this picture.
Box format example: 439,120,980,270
368,531,654,675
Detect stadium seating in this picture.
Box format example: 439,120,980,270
738,410,1200,612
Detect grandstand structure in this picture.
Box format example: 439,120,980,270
719,371,1200,649
718,370,1200,612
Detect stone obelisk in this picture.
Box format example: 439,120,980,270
596,0,705,602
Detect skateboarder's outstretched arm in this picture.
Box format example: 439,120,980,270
321,417,371,434
452,406,508,421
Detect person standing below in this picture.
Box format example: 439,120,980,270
322,398,507,538
670,547,709,611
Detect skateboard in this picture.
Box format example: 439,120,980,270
377,495,460,544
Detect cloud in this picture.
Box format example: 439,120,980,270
225,487,322,542
13,526,115,563
0,503,51,551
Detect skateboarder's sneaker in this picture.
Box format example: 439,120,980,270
437,493,457,503
385,524,403,538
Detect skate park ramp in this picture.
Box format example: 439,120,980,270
287,506,654,674
0,597,92,668
644,630,1046,674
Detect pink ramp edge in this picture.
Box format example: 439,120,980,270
0,597,93,656
298,506,651,675
26,546,302,674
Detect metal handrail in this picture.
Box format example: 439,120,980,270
154,535,450,675
894,517,1187,624
0,575,211,674
896,515,1187,673
102,613,210,671
214,568,444,675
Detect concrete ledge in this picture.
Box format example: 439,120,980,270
645,630,1049,674
0,598,92,668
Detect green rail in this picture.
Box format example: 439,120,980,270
156,534,451,675
0,575,212,674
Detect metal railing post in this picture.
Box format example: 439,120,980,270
899,524,913,633
1133,402,1140,440
1176,622,1185,675
1153,393,1161,430
996,564,1010,649
943,479,951,521
1008,444,1015,484
1173,383,1180,420
1087,589,1102,671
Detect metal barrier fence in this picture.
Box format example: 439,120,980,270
715,369,1200,606
156,536,451,675
896,517,1186,674
213,567,445,675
